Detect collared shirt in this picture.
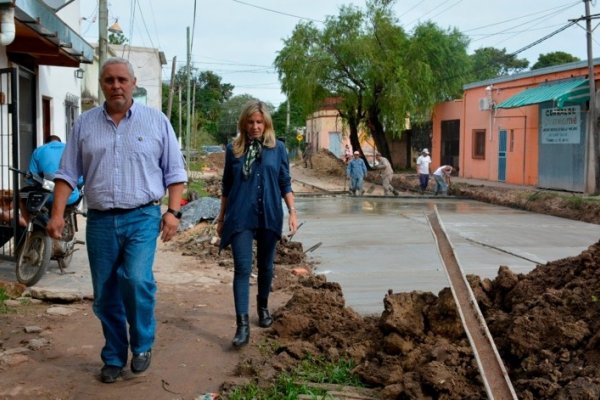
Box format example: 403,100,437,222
29,141,80,205
347,157,367,179
55,102,187,211
219,140,292,249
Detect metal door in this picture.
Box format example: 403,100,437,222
0,68,20,260
329,132,341,159
498,129,507,182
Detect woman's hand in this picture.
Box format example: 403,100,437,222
288,210,298,234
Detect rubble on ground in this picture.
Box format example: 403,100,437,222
179,197,221,231
230,238,600,399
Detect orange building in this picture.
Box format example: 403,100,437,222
432,59,600,191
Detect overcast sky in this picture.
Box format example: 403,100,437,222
78,0,598,107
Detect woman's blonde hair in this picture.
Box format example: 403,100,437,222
232,100,276,157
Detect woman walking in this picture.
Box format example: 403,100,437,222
216,100,298,348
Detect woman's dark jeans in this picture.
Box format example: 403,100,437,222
230,229,279,315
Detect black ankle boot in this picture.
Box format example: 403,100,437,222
257,296,273,328
232,314,249,348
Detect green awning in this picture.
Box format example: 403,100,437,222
495,78,589,109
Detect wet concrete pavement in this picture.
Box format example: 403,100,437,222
292,195,600,315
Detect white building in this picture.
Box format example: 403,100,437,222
0,0,92,258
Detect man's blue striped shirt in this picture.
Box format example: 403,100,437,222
55,102,187,211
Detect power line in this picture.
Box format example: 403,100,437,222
231,0,324,23
510,21,577,55
461,2,579,34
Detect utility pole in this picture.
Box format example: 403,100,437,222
286,93,290,135
167,56,177,121
584,0,599,194
186,27,192,176
98,0,108,104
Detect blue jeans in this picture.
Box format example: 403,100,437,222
86,205,161,368
350,177,364,193
419,173,429,191
230,229,279,316
434,175,448,195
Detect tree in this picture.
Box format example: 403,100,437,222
469,47,529,81
275,1,471,166
108,32,128,45
532,51,580,70
216,94,257,145
162,68,234,147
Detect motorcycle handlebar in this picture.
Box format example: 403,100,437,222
9,166,48,186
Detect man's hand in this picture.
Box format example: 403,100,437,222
160,212,180,242
47,215,65,240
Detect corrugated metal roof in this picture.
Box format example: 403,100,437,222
496,78,589,109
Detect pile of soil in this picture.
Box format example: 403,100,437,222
168,222,312,292
228,241,600,399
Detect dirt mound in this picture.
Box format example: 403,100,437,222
311,149,347,177
452,184,600,225
471,241,600,399
235,241,600,399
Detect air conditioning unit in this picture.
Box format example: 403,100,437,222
479,97,492,111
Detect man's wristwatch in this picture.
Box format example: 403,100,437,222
166,208,182,219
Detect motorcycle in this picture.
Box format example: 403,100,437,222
10,167,85,286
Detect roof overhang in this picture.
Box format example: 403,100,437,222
4,0,94,67
496,78,589,109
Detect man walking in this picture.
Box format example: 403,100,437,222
346,151,367,196
416,148,432,193
47,57,187,383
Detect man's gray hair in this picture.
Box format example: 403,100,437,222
100,57,135,79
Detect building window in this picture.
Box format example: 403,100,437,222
472,129,486,159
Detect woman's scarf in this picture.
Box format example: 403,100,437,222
243,139,262,179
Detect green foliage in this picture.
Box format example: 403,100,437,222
566,195,584,210
532,51,580,70
227,356,362,399
186,179,208,198
0,287,8,313
294,356,362,386
274,2,471,164
108,31,128,45
216,94,258,144
469,47,529,81
162,68,234,147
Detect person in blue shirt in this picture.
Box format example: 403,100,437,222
20,135,81,223
47,57,187,384
216,100,298,348
29,135,81,203
346,151,368,196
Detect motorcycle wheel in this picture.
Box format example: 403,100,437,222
16,230,52,286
